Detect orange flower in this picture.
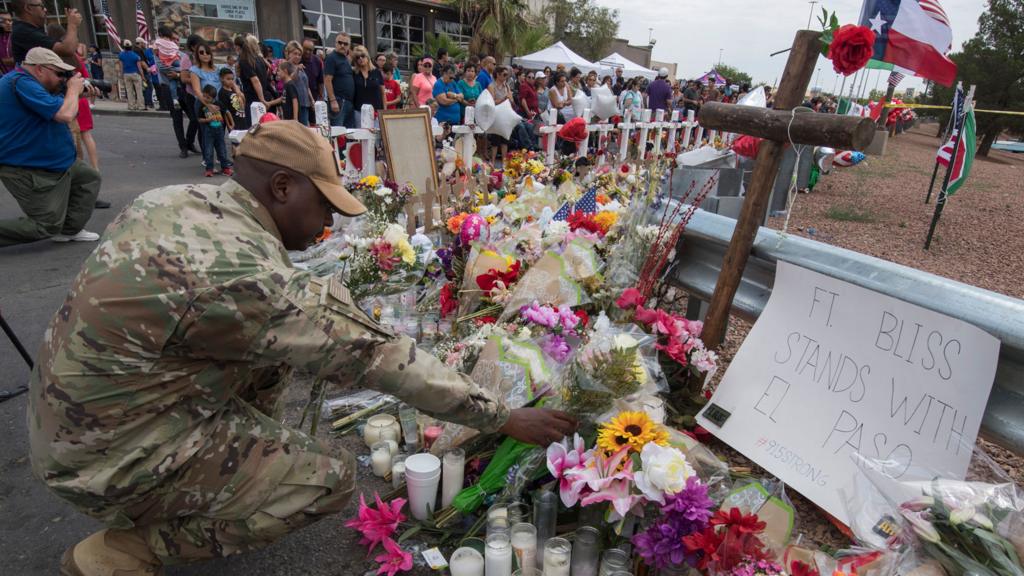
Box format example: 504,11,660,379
596,193,611,205
446,213,469,234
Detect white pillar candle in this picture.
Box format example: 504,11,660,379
364,414,400,447
391,460,406,489
486,533,513,576
441,448,465,509
384,439,399,456
451,547,485,576
370,442,392,477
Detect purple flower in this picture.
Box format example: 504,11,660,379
632,477,715,570
521,301,560,328
542,334,572,363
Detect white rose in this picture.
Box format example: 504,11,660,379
374,186,393,198
382,223,407,246
634,443,696,504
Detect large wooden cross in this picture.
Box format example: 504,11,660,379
695,30,877,348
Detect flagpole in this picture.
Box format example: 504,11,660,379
925,86,975,250
925,81,962,204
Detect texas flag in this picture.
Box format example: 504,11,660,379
859,0,957,86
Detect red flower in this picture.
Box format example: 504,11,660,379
711,507,767,534
682,527,724,571
656,338,690,366
828,24,876,76
476,261,521,293
615,288,644,310
567,211,602,235
439,283,458,318
792,560,820,576
574,309,590,329
475,316,497,325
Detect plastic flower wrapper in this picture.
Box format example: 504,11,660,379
496,248,593,323
348,175,418,231
633,476,716,570
849,449,1024,576
562,315,656,419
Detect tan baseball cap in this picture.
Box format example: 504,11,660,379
236,120,366,216
23,47,75,71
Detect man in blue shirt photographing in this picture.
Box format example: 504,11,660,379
0,46,102,246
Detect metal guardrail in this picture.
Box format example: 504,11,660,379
667,208,1024,455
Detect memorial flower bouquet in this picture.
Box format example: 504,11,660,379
345,492,413,575
345,223,430,302
684,507,776,575
348,175,418,230
562,315,653,418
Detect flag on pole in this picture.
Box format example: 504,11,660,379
552,201,571,221
575,189,598,214
935,83,964,166
99,0,121,48
887,70,905,87
135,0,149,40
945,103,975,196
859,0,957,86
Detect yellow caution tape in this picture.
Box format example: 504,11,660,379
882,103,1024,116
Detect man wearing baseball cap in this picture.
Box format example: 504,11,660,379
30,120,576,574
0,46,102,245
647,66,673,113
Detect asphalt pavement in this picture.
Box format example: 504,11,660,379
0,115,409,575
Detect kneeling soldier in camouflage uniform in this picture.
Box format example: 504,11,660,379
28,120,577,576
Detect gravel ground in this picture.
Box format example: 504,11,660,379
766,123,1024,299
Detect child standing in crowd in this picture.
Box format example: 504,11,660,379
199,84,232,177
278,60,301,121
153,28,181,101
218,67,246,131
284,41,314,125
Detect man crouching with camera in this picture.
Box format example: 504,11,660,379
0,47,102,246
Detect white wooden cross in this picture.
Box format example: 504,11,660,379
680,109,696,150
664,110,682,153
616,109,636,163
538,108,562,165
694,122,705,148
578,108,601,159
451,105,483,170
636,109,653,161
593,116,616,166
342,104,377,178
249,101,266,125
651,109,666,158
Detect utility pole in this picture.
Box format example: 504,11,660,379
718,48,723,67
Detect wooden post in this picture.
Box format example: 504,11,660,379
698,103,876,150
700,30,823,349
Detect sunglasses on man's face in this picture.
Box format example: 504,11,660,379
336,40,350,47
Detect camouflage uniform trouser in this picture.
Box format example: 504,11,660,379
114,369,356,565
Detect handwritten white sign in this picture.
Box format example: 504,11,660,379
697,261,1000,524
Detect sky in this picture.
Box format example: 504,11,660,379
594,0,987,96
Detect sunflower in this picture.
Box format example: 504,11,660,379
597,411,669,454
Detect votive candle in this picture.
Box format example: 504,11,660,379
370,441,392,477
441,448,465,508
486,533,513,576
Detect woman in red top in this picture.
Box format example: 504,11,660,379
382,61,401,109
518,70,539,121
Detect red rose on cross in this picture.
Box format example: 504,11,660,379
828,24,876,76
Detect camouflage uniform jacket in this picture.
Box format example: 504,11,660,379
28,180,509,519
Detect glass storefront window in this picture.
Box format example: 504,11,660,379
375,8,422,72
433,19,471,48
301,0,363,48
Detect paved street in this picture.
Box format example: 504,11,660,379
0,114,397,575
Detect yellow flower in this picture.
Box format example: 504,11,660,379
485,215,497,225
526,159,544,175
597,411,668,454
594,211,618,234
395,239,416,265
503,194,518,204
360,175,381,188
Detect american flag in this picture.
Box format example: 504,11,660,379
574,189,598,214
135,0,149,40
553,201,572,221
99,0,121,48
918,0,950,29
936,84,965,166
888,71,905,87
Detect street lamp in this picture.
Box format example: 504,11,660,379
718,48,723,67
648,28,653,44
807,0,818,29
814,67,821,92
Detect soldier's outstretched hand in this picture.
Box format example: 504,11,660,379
498,408,578,446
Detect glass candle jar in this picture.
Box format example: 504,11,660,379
370,441,392,477
598,549,630,576
441,448,465,509
510,522,537,576
571,526,601,576
364,414,400,447
542,537,571,576
391,454,406,489
486,533,513,576
533,491,559,569
450,546,485,576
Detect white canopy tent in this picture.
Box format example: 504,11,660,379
596,52,658,81
512,41,608,75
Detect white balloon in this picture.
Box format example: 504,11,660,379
474,89,496,131
486,100,523,140
571,90,590,118
590,85,619,120
736,88,767,108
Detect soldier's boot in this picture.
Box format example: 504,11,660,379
60,529,164,576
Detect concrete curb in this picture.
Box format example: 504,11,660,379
90,106,167,118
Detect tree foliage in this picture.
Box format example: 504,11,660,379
446,0,551,60
412,32,468,61
930,0,1024,156
712,64,753,87
546,0,620,61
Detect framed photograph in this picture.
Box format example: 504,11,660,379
378,108,441,232
378,108,439,193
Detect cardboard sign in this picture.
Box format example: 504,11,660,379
697,261,1000,524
